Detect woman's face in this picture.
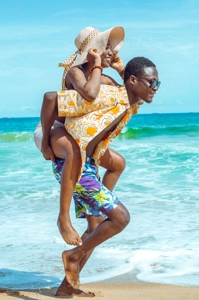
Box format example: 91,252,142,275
100,41,114,68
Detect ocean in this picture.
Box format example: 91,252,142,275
0,113,199,290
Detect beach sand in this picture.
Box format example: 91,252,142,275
1,272,199,300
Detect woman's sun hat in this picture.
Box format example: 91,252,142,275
59,26,125,89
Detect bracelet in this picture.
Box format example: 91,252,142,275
90,65,103,73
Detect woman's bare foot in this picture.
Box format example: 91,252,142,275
62,250,80,289
57,214,82,246
55,277,95,297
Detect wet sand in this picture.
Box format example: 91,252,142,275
1,272,199,300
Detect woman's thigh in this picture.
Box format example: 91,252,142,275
100,148,126,172
50,127,80,160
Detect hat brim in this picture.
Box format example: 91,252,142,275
71,26,125,68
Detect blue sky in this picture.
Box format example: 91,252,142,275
0,0,199,117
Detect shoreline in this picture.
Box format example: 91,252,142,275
1,271,199,300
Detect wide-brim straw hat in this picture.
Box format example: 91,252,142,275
59,26,125,70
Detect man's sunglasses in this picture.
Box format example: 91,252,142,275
136,76,161,89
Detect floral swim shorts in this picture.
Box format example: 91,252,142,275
52,157,120,218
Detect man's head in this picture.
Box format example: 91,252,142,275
124,57,160,105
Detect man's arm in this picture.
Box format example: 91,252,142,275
40,92,58,162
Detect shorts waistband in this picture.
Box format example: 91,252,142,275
85,156,95,165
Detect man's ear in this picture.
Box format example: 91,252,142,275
129,75,136,85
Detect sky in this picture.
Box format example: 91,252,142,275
0,0,199,117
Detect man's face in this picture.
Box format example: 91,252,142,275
135,67,160,103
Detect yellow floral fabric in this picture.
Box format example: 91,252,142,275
57,85,139,179
58,85,129,117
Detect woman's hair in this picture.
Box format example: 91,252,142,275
124,57,156,83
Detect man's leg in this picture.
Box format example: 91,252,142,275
62,164,130,289
55,151,126,296
63,204,130,289
56,215,104,297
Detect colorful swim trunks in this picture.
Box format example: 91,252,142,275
52,157,120,218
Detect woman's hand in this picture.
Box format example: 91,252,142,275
110,55,124,73
41,139,56,162
87,48,101,65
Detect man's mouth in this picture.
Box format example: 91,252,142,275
150,93,155,98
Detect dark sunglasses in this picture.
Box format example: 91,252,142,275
136,76,161,89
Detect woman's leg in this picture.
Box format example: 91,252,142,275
100,148,126,191
50,127,82,246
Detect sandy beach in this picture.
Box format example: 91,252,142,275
1,272,199,300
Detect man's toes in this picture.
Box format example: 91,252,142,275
86,291,95,297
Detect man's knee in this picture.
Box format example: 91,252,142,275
114,205,130,232
116,155,126,173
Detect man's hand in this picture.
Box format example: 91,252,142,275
110,55,124,73
41,140,56,162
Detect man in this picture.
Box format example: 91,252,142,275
50,56,160,294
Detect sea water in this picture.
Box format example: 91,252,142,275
0,113,199,289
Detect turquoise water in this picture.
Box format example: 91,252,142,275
0,113,199,289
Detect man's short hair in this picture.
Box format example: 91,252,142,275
124,57,156,83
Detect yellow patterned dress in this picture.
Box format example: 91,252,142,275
56,84,139,180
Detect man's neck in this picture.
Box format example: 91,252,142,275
126,86,139,107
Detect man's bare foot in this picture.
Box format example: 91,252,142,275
57,214,82,246
55,277,95,297
62,250,80,289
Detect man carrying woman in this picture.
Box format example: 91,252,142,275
34,26,161,296
34,25,126,247
53,56,160,292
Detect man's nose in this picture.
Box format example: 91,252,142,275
153,85,158,91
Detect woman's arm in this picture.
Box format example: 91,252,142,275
111,55,125,78
101,55,125,86
67,48,103,102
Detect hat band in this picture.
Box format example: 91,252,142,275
78,28,100,52
58,28,100,89
58,28,100,69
